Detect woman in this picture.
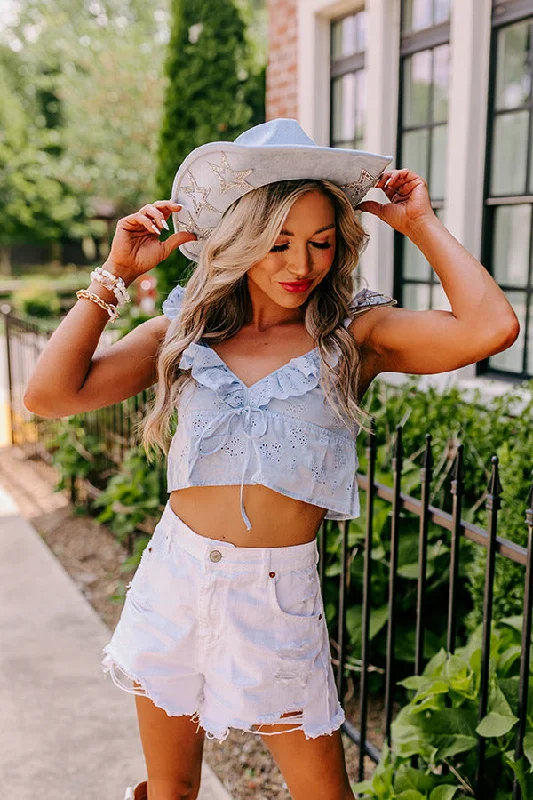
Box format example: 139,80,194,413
24,119,519,800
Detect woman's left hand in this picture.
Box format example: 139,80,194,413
355,168,436,238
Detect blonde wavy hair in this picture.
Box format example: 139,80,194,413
140,179,372,460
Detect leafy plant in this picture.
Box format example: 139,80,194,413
92,445,165,543
361,376,533,631
354,618,533,799
43,416,109,493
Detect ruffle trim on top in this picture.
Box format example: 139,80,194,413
179,342,332,408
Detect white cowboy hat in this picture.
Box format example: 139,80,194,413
170,117,393,262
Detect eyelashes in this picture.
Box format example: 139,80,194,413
270,242,332,253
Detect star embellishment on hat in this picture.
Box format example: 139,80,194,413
176,211,215,241
208,152,254,194
180,170,220,218
170,118,393,262
341,169,384,206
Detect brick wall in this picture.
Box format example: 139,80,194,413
266,0,299,120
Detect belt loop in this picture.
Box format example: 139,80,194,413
261,547,272,587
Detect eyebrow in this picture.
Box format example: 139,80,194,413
279,224,336,237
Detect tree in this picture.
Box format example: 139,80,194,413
155,0,266,296
0,0,170,250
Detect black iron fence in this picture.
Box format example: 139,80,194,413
3,306,533,798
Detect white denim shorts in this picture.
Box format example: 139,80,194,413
101,500,345,743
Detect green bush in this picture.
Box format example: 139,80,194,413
13,281,61,318
354,618,533,799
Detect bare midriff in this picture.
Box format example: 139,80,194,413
169,485,327,548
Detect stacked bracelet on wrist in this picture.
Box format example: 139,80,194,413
76,289,120,322
90,266,131,306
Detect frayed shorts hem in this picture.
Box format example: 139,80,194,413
101,646,346,743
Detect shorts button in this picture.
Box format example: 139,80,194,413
269,571,276,578
210,550,222,562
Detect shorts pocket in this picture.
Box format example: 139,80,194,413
126,522,167,602
267,565,323,623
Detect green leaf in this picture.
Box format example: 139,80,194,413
476,711,519,738
394,766,435,792
522,732,533,770
429,787,458,800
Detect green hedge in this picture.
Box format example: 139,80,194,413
155,0,266,299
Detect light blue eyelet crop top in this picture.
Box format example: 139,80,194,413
162,284,396,531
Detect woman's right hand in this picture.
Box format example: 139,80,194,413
103,200,197,285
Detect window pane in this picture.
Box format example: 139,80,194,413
331,71,366,144
333,140,356,150
432,283,450,311
493,204,532,286
433,0,451,25
433,44,450,123
489,291,526,373
354,11,367,52
403,50,432,125
495,21,531,111
404,282,431,310
331,12,366,58
402,128,429,182
490,111,529,195
332,74,355,142
430,124,448,199
402,0,433,32
403,235,431,280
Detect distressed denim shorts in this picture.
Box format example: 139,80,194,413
101,500,345,742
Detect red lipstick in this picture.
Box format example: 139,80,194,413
279,280,313,293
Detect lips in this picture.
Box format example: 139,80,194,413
279,280,313,293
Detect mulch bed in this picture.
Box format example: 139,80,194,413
0,445,385,799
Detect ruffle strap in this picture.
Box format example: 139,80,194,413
343,287,397,327
162,284,186,320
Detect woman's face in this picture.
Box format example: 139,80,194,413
246,190,337,309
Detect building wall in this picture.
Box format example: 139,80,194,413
266,0,299,120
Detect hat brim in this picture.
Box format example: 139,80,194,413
170,140,393,262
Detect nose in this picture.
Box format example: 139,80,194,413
287,244,313,278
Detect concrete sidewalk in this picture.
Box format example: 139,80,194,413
0,483,233,800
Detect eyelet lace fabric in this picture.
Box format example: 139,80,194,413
163,283,396,530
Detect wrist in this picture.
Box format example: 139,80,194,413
88,279,119,304
405,212,444,245
101,260,135,288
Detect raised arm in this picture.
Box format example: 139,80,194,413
24,200,196,418
351,170,519,375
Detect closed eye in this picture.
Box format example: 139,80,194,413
270,242,332,253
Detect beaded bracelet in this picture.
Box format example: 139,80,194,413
76,289,120,322
90,266,130,306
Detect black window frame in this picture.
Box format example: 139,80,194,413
394,1,451,308
479,0,533,381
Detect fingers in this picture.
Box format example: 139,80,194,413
121,201,184,236
376,169,425,202
139,201,181,233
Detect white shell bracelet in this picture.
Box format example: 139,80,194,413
90,266,131,306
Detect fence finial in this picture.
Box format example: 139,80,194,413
486,456,503,511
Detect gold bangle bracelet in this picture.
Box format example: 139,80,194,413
76,289,120,322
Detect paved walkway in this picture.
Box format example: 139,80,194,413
0,482,233,800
